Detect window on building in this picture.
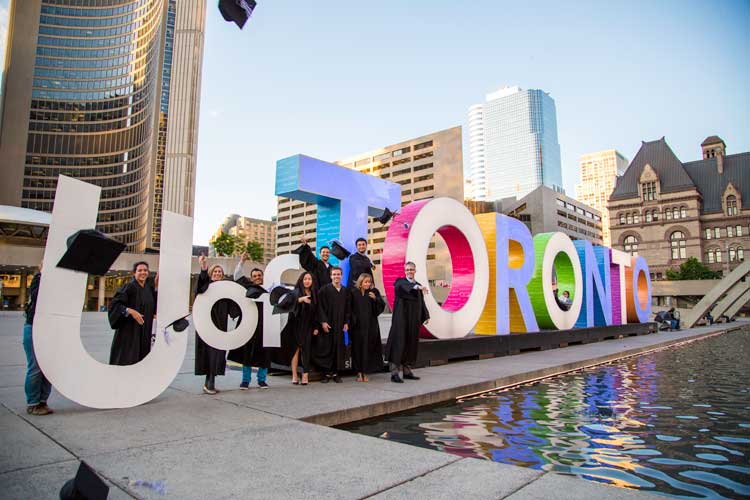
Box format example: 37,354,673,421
642,182,656,201
680,206,687,219
665,208,672,220
626,213,632,225
633,212,640,224
716,249,723,263
729,247,736,262
619,213,626,225
705,228,712,240
714,227,721,239
726,195,738,216
670,231,687,260
672,207,679,219
736,225,742,237
727,226,734,238
653,210,659,221
706,249,715,264
738,247,745,261
645,210,652,223
624,235,639,256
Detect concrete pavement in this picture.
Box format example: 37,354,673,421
1,311,742,499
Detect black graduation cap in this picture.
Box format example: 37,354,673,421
218,0,257,29
375,208,396,225
167,316,190,333
269,285,292,306
330,240,351,260
59,461,109,500
57,229,126,275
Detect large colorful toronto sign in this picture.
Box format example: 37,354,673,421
35,158,651,408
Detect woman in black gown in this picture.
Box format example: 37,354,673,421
194,255,240,395
349,273,385,382
108,261,157,366
279,272,319,386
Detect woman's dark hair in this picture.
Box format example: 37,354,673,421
132,261,149,273
295,272,318,305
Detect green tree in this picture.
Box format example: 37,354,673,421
665,257,721,280
245,240,264,262
212,232,237,256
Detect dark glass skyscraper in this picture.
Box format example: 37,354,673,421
0,0,203,252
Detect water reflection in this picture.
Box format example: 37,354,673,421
344,331,750,499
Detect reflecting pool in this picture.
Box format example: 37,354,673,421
342,330,750,499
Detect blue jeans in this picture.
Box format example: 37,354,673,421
670,319,680,330
23,323,52,406
242,366,267,384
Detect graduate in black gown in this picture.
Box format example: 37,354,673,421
194,255,240,394
385,261,429,383
108,261,157,366
314,266,351,383
346,237,376,289
295,235,332,290
349,273,385,382
229,254,271,389
277,272,319,385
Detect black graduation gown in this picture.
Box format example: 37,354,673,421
346,252,374,289
350,287,386,373
194,271,240,377
385,278,429,367
296,243,331,290
313,283,351,372
227,284,271,369
276,289,319,372
108,279,157,366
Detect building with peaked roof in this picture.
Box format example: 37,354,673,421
609,135,749,280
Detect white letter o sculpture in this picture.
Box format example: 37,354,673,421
192,280,258,350
387,197,489,339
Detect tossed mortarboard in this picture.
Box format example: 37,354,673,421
330,240,351,260
59,461,109,500
218,0,257,29
167,316,190,333
269,285,292,306
375,207,396,225
57,229,126,275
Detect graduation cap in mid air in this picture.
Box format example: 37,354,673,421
269,285,292,306
57,229,126,275
218,0,257,29
329,240,351,260
59,461,109,500
375,208,397,225
167,316,190,333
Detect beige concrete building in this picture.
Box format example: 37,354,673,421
211,214,276,264
275,126,463,296
609,136,749,280
0,0,205,252
575,149,628,246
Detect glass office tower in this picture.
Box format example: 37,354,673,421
469,86,563,201
1,0,166,252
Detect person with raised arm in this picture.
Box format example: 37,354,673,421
385,261,430,383
294,235,332,290
194,254,239,395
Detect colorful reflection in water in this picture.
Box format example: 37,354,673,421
343,330,750,499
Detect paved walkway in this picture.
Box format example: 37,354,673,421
0,311,743,499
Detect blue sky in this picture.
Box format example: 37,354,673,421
2,1,748,245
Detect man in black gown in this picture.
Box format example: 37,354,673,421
230,254,271,389
385,261,429,383
346,238,375,289
314,267,351,383
295,235,331,290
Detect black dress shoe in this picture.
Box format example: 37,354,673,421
321,377,330,384
403,373,420,380
391,374,404,383
333,375,342,383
